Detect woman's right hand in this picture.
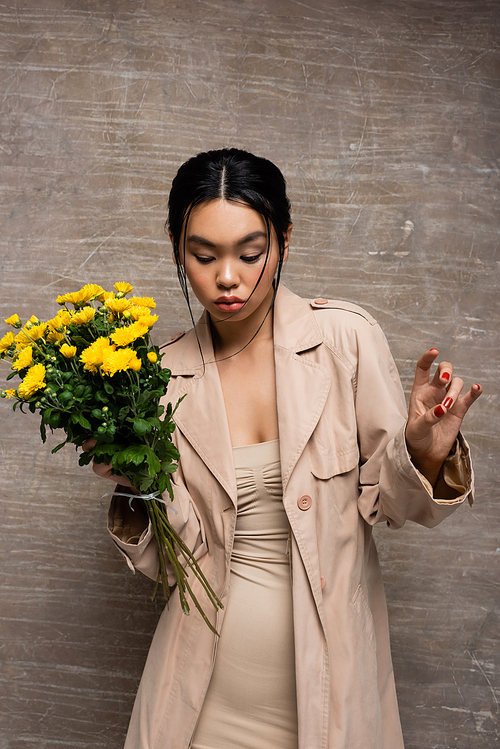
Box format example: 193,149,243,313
82,438,136,490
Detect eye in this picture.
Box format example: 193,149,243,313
195,256,215,264
241,253,263,264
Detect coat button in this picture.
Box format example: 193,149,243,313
321,576,327,589
297,494,312,511
314,298,329,305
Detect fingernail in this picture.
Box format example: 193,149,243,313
473,383,481,390
441,372,451,382
434,404,446,417
443,397,453,409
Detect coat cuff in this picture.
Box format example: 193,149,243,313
403,430,474,506
107,488,156,573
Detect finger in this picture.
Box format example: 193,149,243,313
439,377,464,410
448,383,483,416
82,438,97,452
413,348,440,388
92,460,114,479
92,460,134,488
431,360,454,388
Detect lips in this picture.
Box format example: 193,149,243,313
214,296,246,312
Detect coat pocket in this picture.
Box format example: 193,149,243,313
309,444,359,480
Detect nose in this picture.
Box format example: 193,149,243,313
217,258,239,289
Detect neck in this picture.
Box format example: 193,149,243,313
209,288,275,359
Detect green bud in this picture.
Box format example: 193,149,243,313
102,406,109,413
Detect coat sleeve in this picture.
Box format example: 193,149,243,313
352,317,474,529
107,456,207,585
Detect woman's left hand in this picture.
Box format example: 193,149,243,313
405,348,482,486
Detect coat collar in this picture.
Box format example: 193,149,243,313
165,286,330,501
167,285,324,376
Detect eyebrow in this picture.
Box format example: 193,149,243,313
186,230,268,247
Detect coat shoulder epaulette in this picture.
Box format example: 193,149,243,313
309,297,377,325
160,331,186,349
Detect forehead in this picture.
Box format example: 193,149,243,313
187,199,267,239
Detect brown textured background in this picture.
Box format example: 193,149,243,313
0,1,498,747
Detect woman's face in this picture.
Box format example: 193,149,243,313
175,199,291,325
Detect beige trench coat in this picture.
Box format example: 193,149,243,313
109,285,473,749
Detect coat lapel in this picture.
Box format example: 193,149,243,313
165,316,238,505
273,287,331,491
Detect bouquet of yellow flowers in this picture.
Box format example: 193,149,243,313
0,282,222,632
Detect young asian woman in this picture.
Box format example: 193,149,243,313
91,148,481,749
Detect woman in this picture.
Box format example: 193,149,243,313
93,148,481,749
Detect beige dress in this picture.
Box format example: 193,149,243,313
191,439,298,749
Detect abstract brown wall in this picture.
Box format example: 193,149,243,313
0,1,498,747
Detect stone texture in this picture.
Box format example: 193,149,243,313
0,1,498,746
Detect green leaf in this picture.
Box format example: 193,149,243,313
116,445,161,476
118,406,130,420
48,411,61,428
104,382,114,395
75,412,92,430
78,451,93,466
132,418,152,436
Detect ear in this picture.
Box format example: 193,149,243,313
282,224,292,262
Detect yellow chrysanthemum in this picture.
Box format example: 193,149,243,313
13,345,33,371
129,296,156,309
15,323,47,348
114,282,134,295
71,306,96,325
101,347,142,376
128,305,152,321
3,388,17,399
0,331,15,354
46,329,65,343
80,337,115,373
81,284,106,302
56,284,104,306
57,289,86,305
60,344,77,359
147,352,158,363
56,310,73,326
110,321,149,347
105,297,132,315
138,314,158,329
4,314,21,327
18,363,46,399
47,312,69,335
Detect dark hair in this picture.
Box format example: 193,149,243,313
166,149,291,344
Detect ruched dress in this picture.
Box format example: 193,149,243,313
191,439,298,749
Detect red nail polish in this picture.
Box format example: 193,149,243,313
443,397,453,409
473,384,481,390
434,404,445,417
441,372,451,382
